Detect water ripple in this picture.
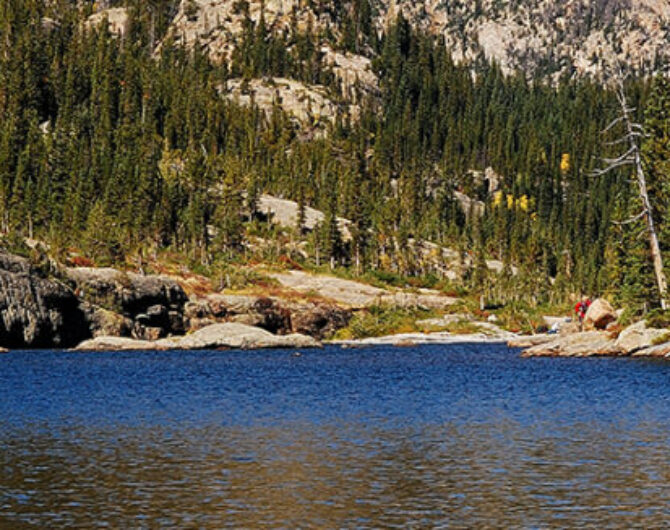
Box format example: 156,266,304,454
1,345,669,527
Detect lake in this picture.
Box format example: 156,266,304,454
1,344,669,527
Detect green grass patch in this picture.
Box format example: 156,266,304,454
489,300,573,334
333,305,439,340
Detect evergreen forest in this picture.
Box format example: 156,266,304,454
2,0,670,315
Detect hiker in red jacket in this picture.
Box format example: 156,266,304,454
575,297,592,329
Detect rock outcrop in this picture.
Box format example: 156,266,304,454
85,7,130,37
74,323,321,351
379,0,670,80
337,330,512,347
184,293,352,340
614,321,669,355
320,46,380,101
161,1,670,83
633,342,670,358
270,270,459,309
454,191,485,220
223,78,361,136
73,336,158,352
516,322,670,359
520,331,623,358
170,323,320,349
162,0,337,63
84,306,134,339
258,194,353,241
255,195,516,280
507,334,556,349
65,267,188,340
66,267,187,315
511,302,670,359
0,253,90,348
0,255,355,349
286,301,352,339
583,298,617,330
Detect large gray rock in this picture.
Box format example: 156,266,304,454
74,336,161,352
83,305,133,338
195,295,290,333
633,342,670,358
583,299,617,330
508,334,556,348
65,267,188,317
170,323,321,350
615,321,669,354
74,323,321,351
65,267,187,318
521,331,623,357
66,267,189,340
206,294,257,317
287,302,352,340
187,294,352,339
0,252,90,348
270,270,458,309
85,7,130,37
184,300,212,320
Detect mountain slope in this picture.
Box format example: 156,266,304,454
163,0,670,80
379,0,670,79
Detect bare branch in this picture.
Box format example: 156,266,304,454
602,156,635,167
589,158,635,176
605,132,647,146
602,146,637,165
603,115,627,133
612,209,647,225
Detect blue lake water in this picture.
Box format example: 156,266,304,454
1,344,669,527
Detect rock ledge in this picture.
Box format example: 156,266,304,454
74,323,321,352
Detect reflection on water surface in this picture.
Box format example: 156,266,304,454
1,345,669,527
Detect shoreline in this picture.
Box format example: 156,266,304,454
0,329,668,358
0,331,519,353
331,331,518,347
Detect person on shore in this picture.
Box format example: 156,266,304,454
574,297,592,329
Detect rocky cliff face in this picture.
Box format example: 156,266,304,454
164,0,670,81
149,1,670,137
0,251,353,349
378,0,670,79
163,0,344,62
222,77,362,137
64,267,188,341
0,253,90,349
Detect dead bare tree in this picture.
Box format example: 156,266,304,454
592,78,668,309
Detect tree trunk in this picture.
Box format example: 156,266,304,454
636,164,668,309
628,113,668,309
